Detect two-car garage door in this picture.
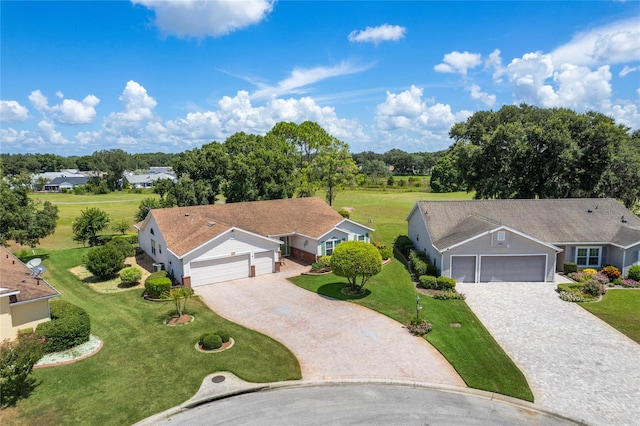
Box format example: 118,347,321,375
452,255,546,283
190,254,251,286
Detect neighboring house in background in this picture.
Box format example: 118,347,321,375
407,198,640,283
0,247,59,340
124,172,176,189
135,197,373,287
149,166,174,175
43,176,89,192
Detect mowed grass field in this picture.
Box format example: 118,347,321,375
29,191,159,250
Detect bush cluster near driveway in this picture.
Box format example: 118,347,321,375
579,290,640,344
6,248,300,426
290,252,534,402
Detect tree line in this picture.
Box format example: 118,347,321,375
430,104,640,208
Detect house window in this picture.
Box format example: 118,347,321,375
151,239,156,255
325,240,340,256
357,235,365,241
576,246,601,267
159,244,162,254
497,231,506,241
150,228,154,235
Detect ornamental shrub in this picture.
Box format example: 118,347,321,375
200,334,222,350
406,319,433,336
582,268,598,275
620,278,639,288
378,246,393,260
563,262,578,275
85,244,125,279
599,265,621,281
558,291,585,302
436,276,456,290
337,209,350,218
418,275,437,289
433,291,466,300
119,267,142,286
628,265,640,281
582,279,605,297
319,256,332,268
35,300,91,354
145,270,171,299
216,330,231,343
409,250,429,276
394,235,414,256
426,262,440,277
107,238,134,260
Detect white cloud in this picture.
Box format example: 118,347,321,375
132,0,274,38
375,85,472,134
541,64,612,109
619,65,639,77
466,84,496,107
51,95,100,124
551,17,640,67
348,24,406,45
26,90,100,124
0,100,29,122
602,100,640,130
504,52,555,104
485,49,504,82
434,51,482,75
250,62,371,99
115,80,158,122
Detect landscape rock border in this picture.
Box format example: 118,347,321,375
195,338,235,353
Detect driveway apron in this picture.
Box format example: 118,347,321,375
457,282,640,426
195,268,465,387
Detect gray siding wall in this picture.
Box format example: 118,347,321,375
443,231,557,282
623,243,640,277
407,210,441,269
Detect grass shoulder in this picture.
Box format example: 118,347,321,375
8,247,300,426
289,256,534,402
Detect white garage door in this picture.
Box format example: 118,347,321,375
254,251,274,276
480,255,546,282
190,254,250,286
451,256,476,283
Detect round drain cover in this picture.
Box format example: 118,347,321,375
211,375,226,383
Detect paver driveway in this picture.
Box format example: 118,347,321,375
196,265,464,387
457,281,640,426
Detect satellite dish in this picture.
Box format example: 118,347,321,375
32,265,47,277
25,258,42,269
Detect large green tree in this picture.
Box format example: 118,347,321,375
313,137,358,206
447,105,639,206
0,176,59,247
72,207,110,246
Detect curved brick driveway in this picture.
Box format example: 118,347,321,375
195,265,465,387
457,282,640,426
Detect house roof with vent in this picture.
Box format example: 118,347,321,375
0,247,60,304
409,198,640,251
136,197,370,257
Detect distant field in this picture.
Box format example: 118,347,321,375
25,188,472,250
27,191,159,250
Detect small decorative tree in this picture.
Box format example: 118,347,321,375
170,286,194,317
330,241,382,294
111,219,130,235
0,332,46,406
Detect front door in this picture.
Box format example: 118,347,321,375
280,236,291,257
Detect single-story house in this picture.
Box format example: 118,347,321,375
125,172,176,189
44,176,89,192
0,247,60,340
407,198,640,283
135,197,374,287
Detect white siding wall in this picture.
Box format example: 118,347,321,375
138,216,170,268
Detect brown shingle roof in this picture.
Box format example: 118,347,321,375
416,198,640,250
145,197,346,257
0,247,59,303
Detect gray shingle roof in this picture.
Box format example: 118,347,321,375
415,198,640,250
47,176,89,186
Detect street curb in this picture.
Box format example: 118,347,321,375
134,373,591,425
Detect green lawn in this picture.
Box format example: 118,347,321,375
3,248,300,425
28,191,159,250
580,290,640,343
290,255,534,402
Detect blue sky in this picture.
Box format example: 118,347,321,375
1,1,639,156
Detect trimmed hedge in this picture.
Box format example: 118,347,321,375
107,238,135,259
563,262,578,275
145,270,171,299
120,267,142,286
337,209,350,218
85,244,125,279
409,250,429,276
436,276,456,290
36,300,91,354
200,334,222,350
628,265,640,281
394,235,414,256
418,275,437,289
216,330,231,343
111,233,139,245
